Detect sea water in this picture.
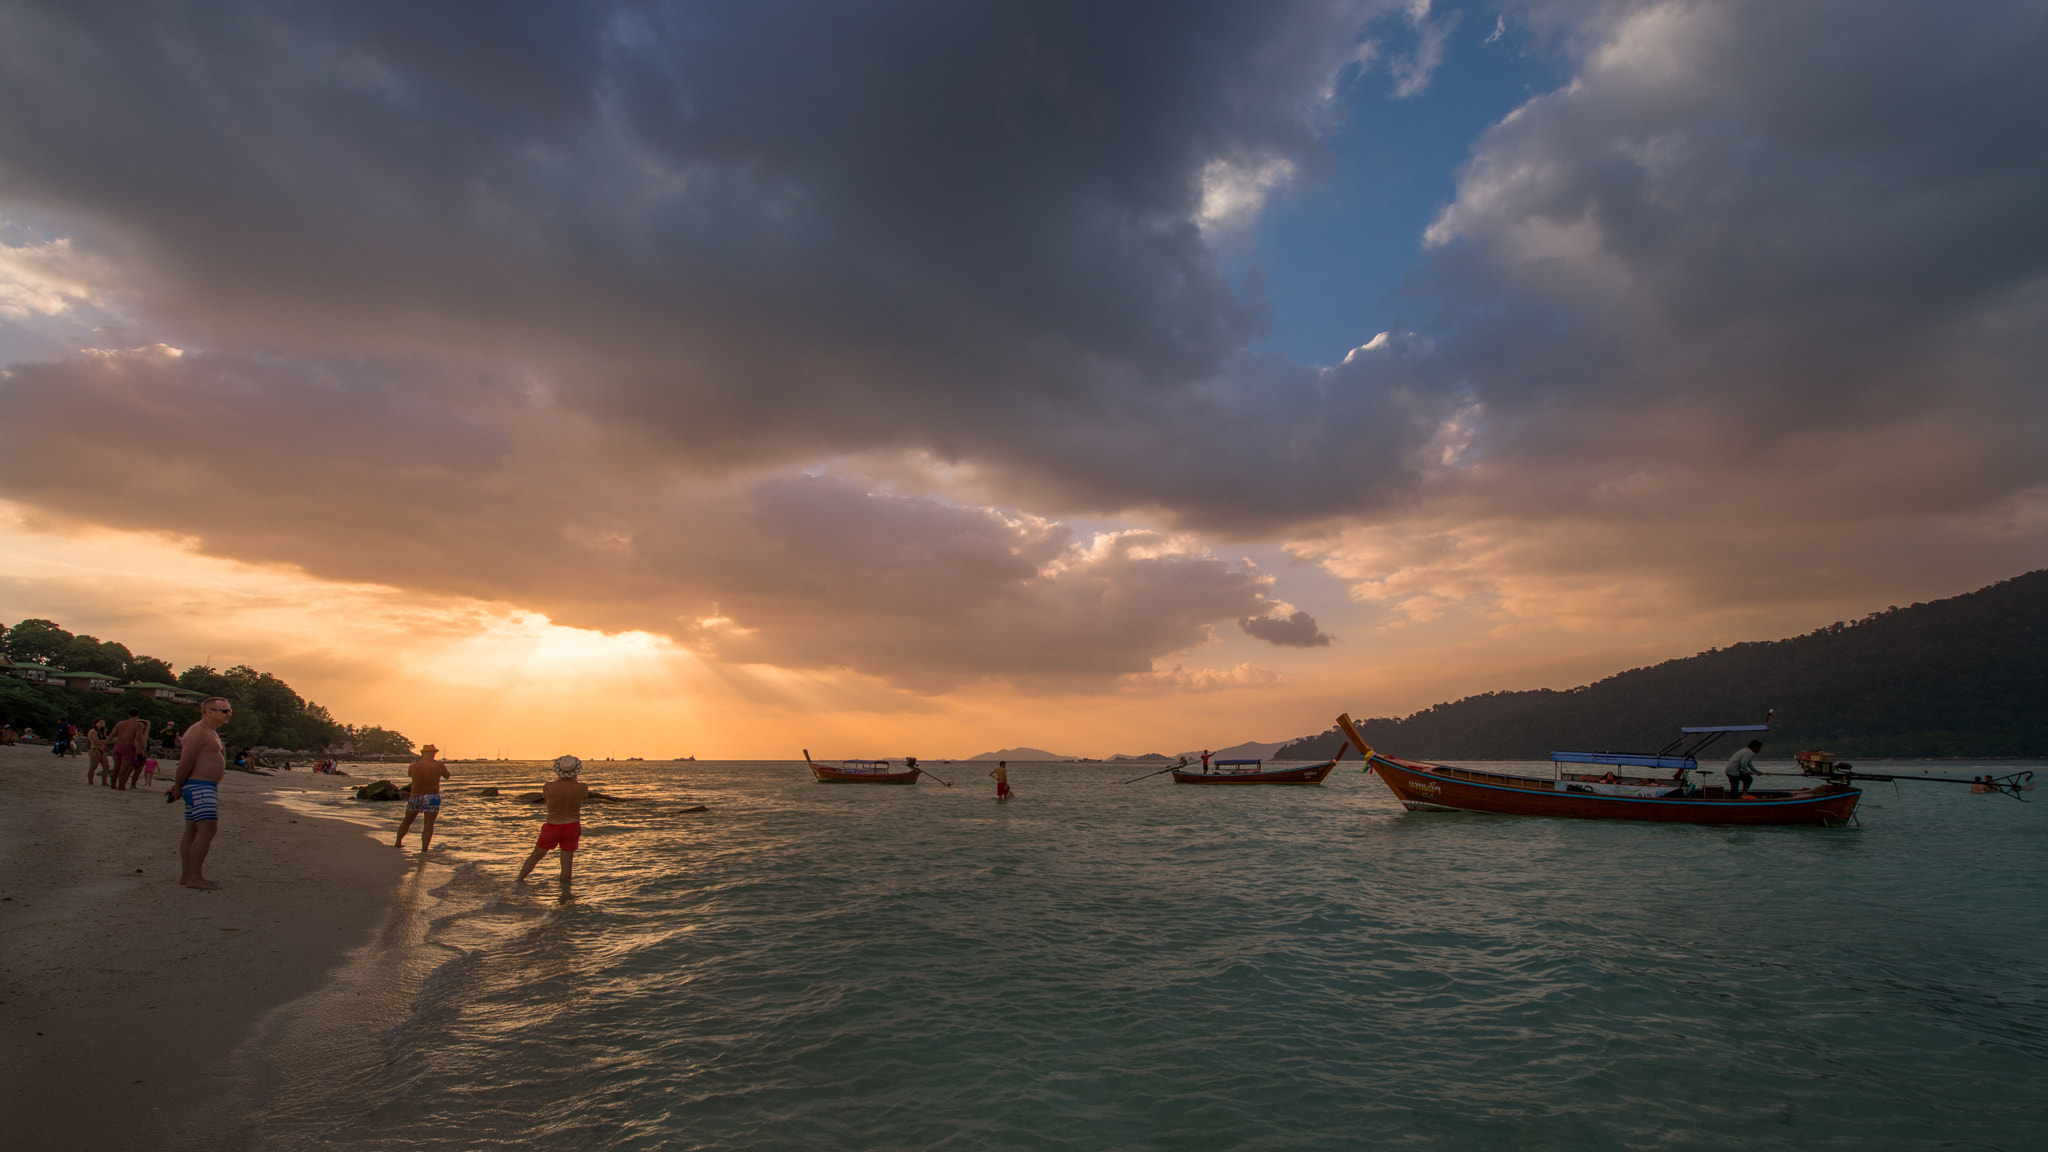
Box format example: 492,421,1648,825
248,760,2046,1150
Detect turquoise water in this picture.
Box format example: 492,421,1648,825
254,761,2046,1150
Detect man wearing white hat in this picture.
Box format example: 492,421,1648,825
517,755,589,882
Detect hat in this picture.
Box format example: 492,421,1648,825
553,754,582,777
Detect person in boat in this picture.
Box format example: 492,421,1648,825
1725,739,1762,798
1971,775,1995,794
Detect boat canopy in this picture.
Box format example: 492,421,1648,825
1554,718,1773,772
1214,759,1262,767
1552,751,1698,771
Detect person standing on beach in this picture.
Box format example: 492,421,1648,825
395,744,450,851
988,760,1012,801
168,697,234,890
109,709,150,790
85,718,110,785
517,755,588,882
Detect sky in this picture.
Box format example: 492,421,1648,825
1,1,2044,759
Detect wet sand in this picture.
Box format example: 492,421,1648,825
0,743,409,1150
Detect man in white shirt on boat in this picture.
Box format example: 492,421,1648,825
1725,740,1762,798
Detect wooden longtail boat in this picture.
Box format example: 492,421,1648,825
1333,714,1861,826
804,750,923,784
1171,744,1345,785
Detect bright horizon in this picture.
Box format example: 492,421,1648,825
4,4,2044,761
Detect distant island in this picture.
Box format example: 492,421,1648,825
1107,740,1289,762
1277,569,2048,761
968,747,1074,761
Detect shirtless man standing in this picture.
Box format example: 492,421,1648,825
516,755,588,882
395,744,450,852
109,709,151,791
169,698,234,890
988,760,1012,802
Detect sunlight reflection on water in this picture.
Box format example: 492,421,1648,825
252,760,2047,1151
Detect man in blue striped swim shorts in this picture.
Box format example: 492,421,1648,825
168,696,235,890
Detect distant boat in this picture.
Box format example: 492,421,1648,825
1171,747,1344,785
1334,713,1862,826
803,749,924,785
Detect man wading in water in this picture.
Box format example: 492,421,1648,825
168,697,234,890
517,755,589,883
395,743,450,851
989,760,1012,802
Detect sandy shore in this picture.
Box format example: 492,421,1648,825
0,743,410,1150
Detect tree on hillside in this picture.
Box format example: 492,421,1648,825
55,634,133,675
5,618,71,663
352,726,415,756
125,655,176,684
176,663,347,750
1278,569,2048,760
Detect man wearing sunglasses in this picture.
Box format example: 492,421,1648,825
168,697,235,890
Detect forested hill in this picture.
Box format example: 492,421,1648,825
1278,569,2048,761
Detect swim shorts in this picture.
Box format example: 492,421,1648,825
406,793,441,814
181,779,219,822
112,742,137,759
996,782,1013,797
535,822,581,852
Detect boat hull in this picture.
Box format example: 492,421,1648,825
1171,760,1337,785
809,765,921,784
1364,754,1859,826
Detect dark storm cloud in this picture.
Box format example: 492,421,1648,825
3,0,2048,683
0,346,1279,690
1238,610,1333,647
1308,0,2048,621
0,0,1448,523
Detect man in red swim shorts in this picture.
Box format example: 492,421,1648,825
517,755,589,882
988,760,1013,801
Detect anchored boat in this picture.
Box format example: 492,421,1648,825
1170,749,1344,785
802,751,949,785
1334,714,1862,826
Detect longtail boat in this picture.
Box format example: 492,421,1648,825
804,750,925,784
1171,745,1346,785
1333,714,1862,826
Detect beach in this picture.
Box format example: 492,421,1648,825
0,743,406,1150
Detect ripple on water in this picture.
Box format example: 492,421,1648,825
252,760,2048,1151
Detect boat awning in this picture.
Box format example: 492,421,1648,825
1552,751,1699,771
1678,724,1771,733
1215,759,1262,766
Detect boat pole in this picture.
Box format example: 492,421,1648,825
1119,761,1184,784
